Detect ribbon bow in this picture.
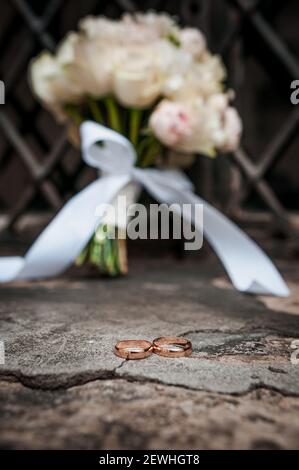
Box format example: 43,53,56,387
0,121,289,296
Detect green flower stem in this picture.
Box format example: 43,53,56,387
129,108,142,147
64,104,84,126
87,96,104,124
79,224,126,277
104,96,122,133
136,138,149,164
75,242,90,266
138,136,162,168
117,231,128,274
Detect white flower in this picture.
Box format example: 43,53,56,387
56,32,77,65
113,46,165,108
30,51,81,105
200,52,226,89
133,12,178,38
150,97,241,156
164,53,226,101
80,12,177,45
121,13,174,43
57,32,118,98
162,47,193,96
79,16,120,41
149,100,194,148
174,99,223,155
206,94,242,152
207,92,229,113
179,27,206,59
30,12,242,153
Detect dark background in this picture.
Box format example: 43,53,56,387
0,0,298,243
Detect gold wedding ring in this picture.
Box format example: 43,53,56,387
114,340,153,360
152,337,192,358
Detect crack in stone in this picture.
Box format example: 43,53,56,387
0,329,296,395
180,328,243,336
1,368,298,398
113,360,126,372
0,327,296,396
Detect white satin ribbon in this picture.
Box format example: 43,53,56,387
0,121,289,296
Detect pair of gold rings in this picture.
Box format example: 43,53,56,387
114,337,192,360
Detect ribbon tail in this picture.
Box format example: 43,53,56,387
0,175,131,282
199,195,289,296
138,169,289,297
0,257,25,282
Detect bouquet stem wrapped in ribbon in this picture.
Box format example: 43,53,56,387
0,13,289,296
69,97,166,276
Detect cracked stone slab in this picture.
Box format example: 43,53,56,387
0,262,299,394
117,356,299,395
1,379,299,450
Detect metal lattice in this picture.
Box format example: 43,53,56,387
0,0,298,242
227,0,299,242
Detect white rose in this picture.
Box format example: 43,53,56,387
186,100,242,155
113,46,164,108
149,100,194,148
79,16,121,41
164,53,226,101
30,51,81,105
163,46,193,97
80,13,177,45
207,93,229,113
133,12,178,38
57,33,117,98
206,94,242,152
121,14,171,43
179,27,206,59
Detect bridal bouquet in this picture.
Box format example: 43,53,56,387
30,12,242,276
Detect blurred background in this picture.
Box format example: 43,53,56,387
0,0,299,251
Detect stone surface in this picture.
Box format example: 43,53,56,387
0,256,299,449
1,380,299,450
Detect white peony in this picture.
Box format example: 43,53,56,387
79,16,121,41
164,53,226,101
132,12,178,38
149,100,195,148
199,52,226,90
57,32,118,98
207,93,229,113
80,12,177,45
121,13,173,43
173,99,223,155
30,51,81,105
149,97,241,156
113,45,165,108
179,27,206,60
